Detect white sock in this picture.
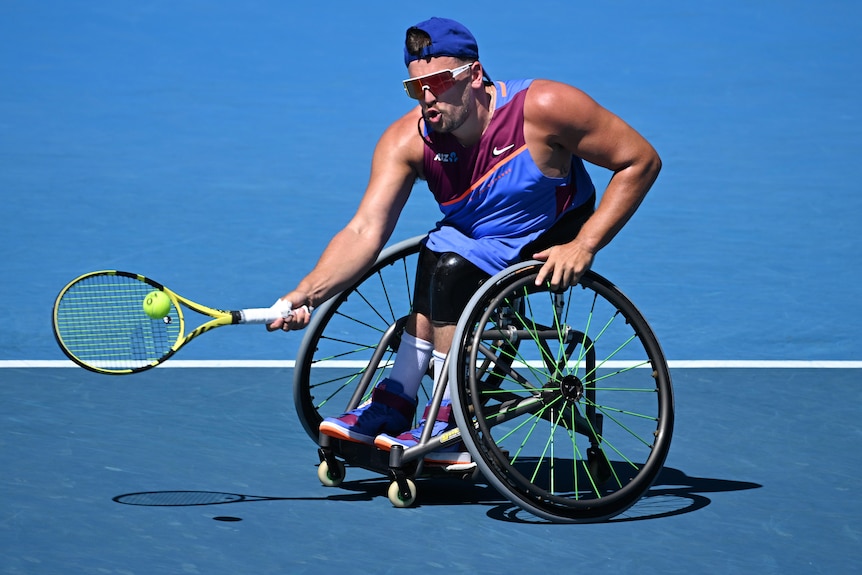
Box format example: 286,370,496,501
388,332,434,398
433,350,450,402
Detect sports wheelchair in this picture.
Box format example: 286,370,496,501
292,235,674,523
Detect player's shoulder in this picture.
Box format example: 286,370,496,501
524,79,601,126
525,79,594,109
378,107,424,151
372,106,425,167
374,106,417,141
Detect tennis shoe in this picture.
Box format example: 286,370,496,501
319,379,417,445
374,399,472,465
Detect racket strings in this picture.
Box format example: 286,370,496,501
55,274,180,370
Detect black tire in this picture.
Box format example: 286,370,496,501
449,262,674,522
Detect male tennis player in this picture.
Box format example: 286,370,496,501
269,17,660,461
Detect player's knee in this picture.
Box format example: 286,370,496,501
430,252,489,324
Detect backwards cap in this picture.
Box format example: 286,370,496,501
404,17,480,67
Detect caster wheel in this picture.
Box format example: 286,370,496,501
387,479,417,508
317,459,345,487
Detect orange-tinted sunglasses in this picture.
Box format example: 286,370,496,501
402,63,473,99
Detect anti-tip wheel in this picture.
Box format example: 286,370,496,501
317,459,346,487
387,479,417,508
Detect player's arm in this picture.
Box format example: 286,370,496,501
526,80,661,288
270,110,424,330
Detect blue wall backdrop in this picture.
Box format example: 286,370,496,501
2,1,860,363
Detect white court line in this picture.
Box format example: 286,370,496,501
2,360,862,369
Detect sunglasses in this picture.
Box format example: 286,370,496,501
402,63,473,99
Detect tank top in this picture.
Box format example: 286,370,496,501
421,79,595,274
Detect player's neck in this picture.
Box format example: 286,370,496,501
452,84,495,148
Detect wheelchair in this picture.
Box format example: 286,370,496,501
293,235,674,523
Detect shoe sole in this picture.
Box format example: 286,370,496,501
319,421,375,445
372,434,402,451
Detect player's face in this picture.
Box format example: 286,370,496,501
406,58,476,134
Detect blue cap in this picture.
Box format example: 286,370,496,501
404,17,480,67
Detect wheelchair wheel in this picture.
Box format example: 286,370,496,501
449,262,674,523
293,236,430,442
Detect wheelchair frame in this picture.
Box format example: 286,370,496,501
292,235,674,523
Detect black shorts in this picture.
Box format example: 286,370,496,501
412,246,490,325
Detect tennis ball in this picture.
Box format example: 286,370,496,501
143,290,171,319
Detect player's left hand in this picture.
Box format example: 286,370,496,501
532,242,595,290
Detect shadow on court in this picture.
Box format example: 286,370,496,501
112,465,761,525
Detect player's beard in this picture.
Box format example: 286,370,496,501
424,83,473,134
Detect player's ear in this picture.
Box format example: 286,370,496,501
470,61,484,87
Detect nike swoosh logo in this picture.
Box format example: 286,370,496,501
492,144,515,156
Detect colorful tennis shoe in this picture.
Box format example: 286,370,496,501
374,399,472,465
319,379,416,444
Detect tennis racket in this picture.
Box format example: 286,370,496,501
52,270,304,375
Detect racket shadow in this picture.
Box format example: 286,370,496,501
114,490,317,507
112,476,422,509
112,488,376,507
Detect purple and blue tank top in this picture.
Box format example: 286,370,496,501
421,79,595,274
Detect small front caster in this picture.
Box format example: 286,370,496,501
318,458,346,487
387,478,417,508
317,446,345,487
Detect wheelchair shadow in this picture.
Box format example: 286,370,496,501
111,466,760,524
484,466,763,524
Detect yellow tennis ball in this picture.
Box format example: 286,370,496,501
143,290,171,319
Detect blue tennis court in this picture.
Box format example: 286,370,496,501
2,1,861,573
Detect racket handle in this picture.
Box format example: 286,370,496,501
238,299,309,324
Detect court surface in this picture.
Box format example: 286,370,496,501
2,1,861,573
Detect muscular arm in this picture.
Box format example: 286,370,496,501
270,110,424,329
525,80,661,288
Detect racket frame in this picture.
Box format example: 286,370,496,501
52,270,278,375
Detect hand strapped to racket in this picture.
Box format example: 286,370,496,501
52,270,307,375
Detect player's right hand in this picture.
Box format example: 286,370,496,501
266,294,312,332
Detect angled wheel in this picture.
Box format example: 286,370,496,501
449,262,674,523
293,236,431,442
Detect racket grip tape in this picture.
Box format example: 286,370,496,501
238,300,310,324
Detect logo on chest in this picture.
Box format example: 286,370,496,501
433,151,459,163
